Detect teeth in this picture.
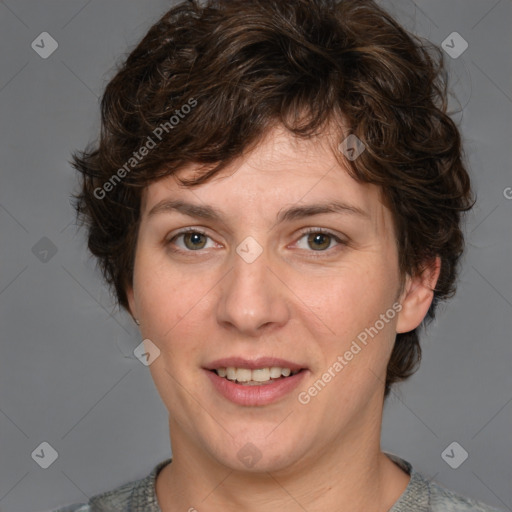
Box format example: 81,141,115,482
235,368,252,382
215,366,299,383
252,368,270,382
269,367,282,378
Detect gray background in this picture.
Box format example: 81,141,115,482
0,1,510,511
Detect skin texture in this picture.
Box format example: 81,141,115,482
127,125,440,512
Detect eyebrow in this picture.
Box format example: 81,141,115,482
147,199,369,224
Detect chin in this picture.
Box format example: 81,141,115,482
207,431,310,474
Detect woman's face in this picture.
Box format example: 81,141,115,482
128,125,418,473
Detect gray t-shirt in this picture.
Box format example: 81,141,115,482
51,454,504,512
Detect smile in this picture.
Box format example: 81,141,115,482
215,366,301,385
204,362,307,405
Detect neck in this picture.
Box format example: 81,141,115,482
156,400,410,512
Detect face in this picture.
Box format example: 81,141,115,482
127,125,431,474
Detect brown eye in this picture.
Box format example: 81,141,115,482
183,232,208,250
307,232,333,251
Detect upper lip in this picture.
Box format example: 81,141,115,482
204,357,306,371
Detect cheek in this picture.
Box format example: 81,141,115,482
133,247,211,336
292,257,399,337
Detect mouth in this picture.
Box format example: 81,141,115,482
211,366,303,386
204,357,308,405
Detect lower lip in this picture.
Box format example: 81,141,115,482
205,369,308,406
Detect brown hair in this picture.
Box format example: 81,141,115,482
72,0,473,397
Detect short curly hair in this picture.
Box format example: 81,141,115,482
72,0,473,397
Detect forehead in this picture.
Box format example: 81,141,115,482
140,125,392,232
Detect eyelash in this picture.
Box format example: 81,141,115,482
166,227,346,258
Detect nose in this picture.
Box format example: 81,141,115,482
216,246,290,336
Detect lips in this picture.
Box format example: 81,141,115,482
204,357,305,372
203,357,308,406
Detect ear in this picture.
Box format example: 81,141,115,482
396,256,441,334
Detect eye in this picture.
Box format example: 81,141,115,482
166,228,345,255
295,229,344,252
168,229,217,251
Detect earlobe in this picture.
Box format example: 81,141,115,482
396,257,441,334
126,285,138,324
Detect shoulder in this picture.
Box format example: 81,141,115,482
50,478,140,512
386,453,504,512
50,458,172,512
429,480,504,512
49,478,135,512
50,505,90,512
